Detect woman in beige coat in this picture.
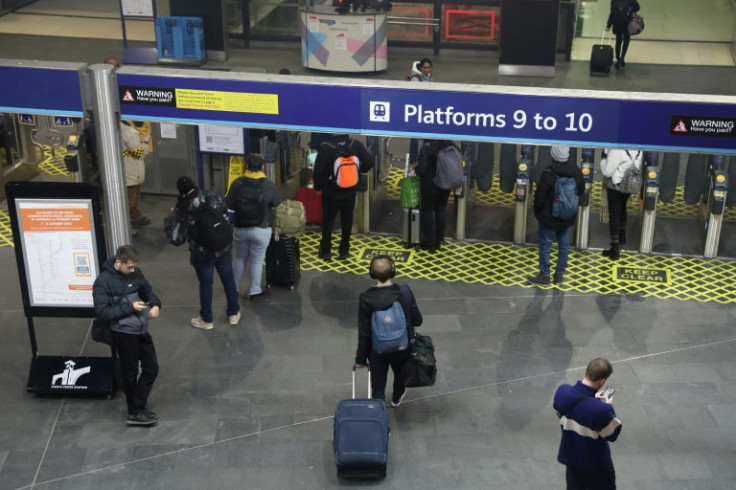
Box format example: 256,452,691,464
120,120,151,227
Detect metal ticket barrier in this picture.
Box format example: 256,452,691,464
62,131,91,183
454,142,474,240
513,145,534,245
639,157,661,254
575,148,595,249
704,155,728,258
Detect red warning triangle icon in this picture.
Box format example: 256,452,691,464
672,120,688,133
122,90,135,102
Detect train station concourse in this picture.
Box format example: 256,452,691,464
0,1,735,489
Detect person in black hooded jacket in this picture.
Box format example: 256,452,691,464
528,146,585,286
93,244,161,426
312,134,374,261
355,256,423,406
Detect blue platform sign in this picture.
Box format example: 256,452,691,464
116,73,736,154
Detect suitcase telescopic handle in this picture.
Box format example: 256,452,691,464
352,363,372,399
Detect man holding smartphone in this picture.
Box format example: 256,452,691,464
553,358,622,489
93,245,162,426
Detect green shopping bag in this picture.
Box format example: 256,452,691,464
400,176,420,208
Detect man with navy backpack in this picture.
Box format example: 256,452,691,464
528,146,585,286
355,255,423,406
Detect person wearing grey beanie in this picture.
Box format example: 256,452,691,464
528,146,585,286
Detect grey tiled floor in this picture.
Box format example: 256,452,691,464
1,195,736,489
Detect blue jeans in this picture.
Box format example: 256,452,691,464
191,250,240,323
538,222,571,275
233,226,271,295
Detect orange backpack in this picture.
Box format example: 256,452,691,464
333,155,360,188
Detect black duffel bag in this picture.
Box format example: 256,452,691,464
401,333,437,388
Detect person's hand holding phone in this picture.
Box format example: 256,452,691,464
133,300,148,312
597,386,615,403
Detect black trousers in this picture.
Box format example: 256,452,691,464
420,189,451,247
320,193,356,256
614,31,631,61
566,462,616,490
368,349,411,403
112,331,159,414
606,187,631,239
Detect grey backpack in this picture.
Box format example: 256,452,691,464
433,146,465,190
617,151,642,194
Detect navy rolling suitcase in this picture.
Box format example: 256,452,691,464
334,365,389,479
590,32,614,75
265,236,300,290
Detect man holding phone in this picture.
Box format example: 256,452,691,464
553,358,622,489
93,245,162,426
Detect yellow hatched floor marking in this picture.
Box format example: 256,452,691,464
0,209,15,248
38,146,72,177
299,231,736,305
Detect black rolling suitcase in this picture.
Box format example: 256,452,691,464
265,236,300,290
334,365,389,479
590,32,614,75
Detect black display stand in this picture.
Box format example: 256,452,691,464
5,181,114,397
499,0,560,77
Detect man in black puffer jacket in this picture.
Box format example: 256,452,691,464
528,146,585,286
93,244,162,426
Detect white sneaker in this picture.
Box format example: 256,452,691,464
190,317,213,330
228,311,241,326
391,390,407,407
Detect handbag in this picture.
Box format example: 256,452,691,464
628,15,644,35
400,175,420,208
401,333,437,388
91,319,113,346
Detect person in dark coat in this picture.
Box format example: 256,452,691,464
415,140,454,253
606,0,640,69
93,244,161,426
312,134,374,261
165,177,241,330
528,146,585,286
355,256,423,406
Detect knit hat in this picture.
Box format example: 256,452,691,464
176,176,197,197
550,146,570,162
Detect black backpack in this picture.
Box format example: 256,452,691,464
192,203,233,253
611,0,629,24
233,179,266,227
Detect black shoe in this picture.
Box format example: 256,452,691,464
132,217,151,227
250,288,271,301
527,274,550,286
317,250,332,261
620,59,626,68
391,389,407,407
553,271,564,285
602,243,620,261
126,412,157,426
144,409,158,419
337,253,349,261
614,60,620,70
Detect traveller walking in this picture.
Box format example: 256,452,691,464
355,255,423,406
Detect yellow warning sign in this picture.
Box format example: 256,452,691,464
614,266,670,285
175,89,279,114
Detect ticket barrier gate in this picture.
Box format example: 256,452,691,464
639,154,661,254
704,155,728,258
513,145,534,245
575,148,595,249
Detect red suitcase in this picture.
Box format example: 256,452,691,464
296,187,322,225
